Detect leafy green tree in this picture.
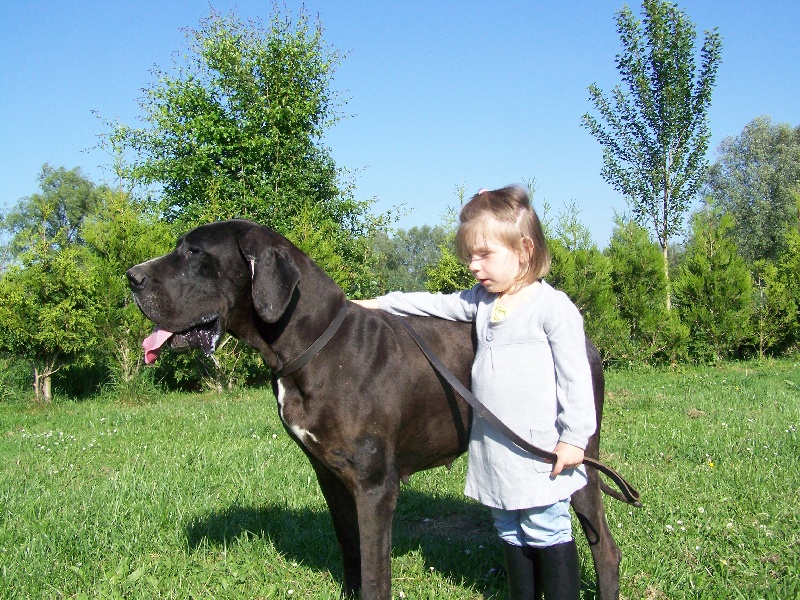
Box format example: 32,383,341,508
774,193,800,349
0,242,97,402
2,164,105,255
425,245,474,294
705,116,800,262
582,0,722,308
546,204,627,363
106,8,380,294
749,260,796,358
0,165,106,400
673,207,752,362
81,188,176,384
423,186,474,294
606,216,688,364
372,225,449,293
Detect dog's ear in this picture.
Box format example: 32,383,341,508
238,228,301,323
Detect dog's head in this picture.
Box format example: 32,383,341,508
127,220,301,364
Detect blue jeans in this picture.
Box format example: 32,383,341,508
491,498,573,548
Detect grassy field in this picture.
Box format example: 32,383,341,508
1,358,799,599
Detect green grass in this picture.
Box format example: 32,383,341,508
1,358,799,599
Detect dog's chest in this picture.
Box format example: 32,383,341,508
276,379,320,447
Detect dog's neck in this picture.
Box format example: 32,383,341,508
253,262,347,375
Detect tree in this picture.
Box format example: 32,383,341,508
673,207,752,362
749,260,796,359
704,116,800,262
606,216,687,364
106,8,381,294
425,244,474,294
582,0,722,309
81,188,176,384
0,242,97,402
546,204,628,363
774,191,800,350
423,185,474,294
371,225,449,293
0,166,104,400
2,164,105,256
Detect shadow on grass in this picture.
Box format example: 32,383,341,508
186,488,505,597
186,488,602,599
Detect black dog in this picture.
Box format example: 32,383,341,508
127,219,624,599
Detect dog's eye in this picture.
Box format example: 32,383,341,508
187,246,202,256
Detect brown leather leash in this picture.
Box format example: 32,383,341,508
397,317,642,507
277,303,349,378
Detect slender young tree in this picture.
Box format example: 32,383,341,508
582,0,722,309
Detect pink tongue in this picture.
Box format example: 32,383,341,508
142,329,174,365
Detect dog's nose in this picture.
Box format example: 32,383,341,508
127,266,146,289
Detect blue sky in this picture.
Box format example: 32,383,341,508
1,1,798,246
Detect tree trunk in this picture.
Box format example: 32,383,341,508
663,243,672,312
32,363,56,403
33,368,41,403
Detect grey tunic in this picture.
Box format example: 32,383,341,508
378,281,597,509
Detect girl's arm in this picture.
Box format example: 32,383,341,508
543,294,598,474
351,299,380,309
353,286,484,323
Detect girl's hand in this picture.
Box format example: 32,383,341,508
550,441,584,477
351,299,380,309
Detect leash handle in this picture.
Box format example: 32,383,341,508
397,317,641,507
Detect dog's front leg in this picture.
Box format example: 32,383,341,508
353,478,400,600
307,456,363,596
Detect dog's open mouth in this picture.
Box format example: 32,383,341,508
142,318,222,364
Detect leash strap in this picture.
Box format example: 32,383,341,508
397,317,641,507
278,303,349,378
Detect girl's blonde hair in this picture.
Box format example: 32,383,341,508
455,185,551,283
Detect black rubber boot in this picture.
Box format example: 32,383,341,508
502,541,538,600
531,540,581,600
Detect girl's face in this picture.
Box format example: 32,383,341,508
467,237,527,295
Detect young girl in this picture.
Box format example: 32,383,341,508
354,185,596,600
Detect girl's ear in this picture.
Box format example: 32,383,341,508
520,236,535,262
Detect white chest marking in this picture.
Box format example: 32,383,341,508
276,379,319,445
